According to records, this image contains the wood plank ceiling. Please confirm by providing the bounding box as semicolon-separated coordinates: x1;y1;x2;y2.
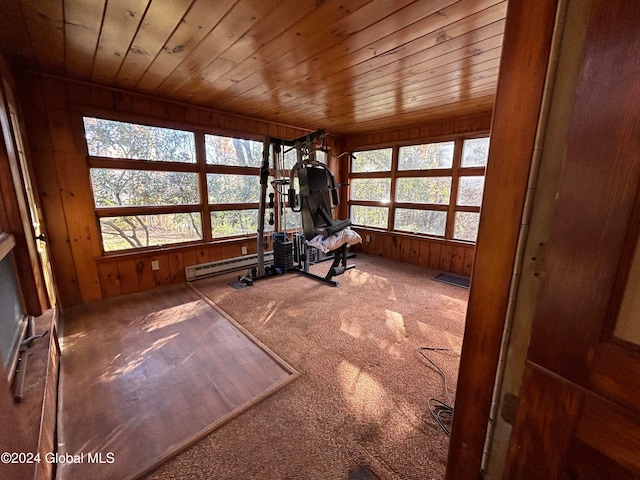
0;0;506;136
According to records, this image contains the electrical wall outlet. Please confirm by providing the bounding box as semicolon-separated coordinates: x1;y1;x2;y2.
366;235;371;242
151;260;160;271
241;246;248;255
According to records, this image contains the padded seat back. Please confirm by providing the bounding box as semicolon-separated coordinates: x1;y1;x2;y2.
298;166;351;240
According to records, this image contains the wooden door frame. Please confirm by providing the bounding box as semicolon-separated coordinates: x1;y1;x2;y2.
445;0;560;478
0;61;48;316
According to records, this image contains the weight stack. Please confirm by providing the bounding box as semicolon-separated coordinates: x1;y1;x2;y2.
274;240;293;272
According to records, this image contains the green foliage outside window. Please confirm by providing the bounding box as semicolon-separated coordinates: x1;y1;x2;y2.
205;134;262;167
398;142;454;170
100;214;202;252
83;117;195;162
90;169;199;207
396;177;451;204
352;148;392;172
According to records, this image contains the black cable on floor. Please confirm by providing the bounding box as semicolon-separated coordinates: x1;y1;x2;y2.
418;347;460;436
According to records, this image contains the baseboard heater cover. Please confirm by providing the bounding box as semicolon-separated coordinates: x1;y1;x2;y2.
185;252;274;281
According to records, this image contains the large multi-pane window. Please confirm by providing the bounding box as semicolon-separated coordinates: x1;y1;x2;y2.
83;117;280;253
349;137;489;242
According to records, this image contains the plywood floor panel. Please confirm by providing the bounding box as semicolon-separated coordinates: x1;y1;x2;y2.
57;283;297;480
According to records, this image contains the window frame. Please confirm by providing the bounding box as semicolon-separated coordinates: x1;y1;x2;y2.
81;112;276;255
348;134;488;243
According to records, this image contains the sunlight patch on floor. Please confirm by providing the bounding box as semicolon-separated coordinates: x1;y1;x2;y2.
142;300;203;332
385;309;406;342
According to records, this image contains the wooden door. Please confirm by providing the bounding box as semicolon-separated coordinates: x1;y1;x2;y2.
504;1;640;478
0;79;57;310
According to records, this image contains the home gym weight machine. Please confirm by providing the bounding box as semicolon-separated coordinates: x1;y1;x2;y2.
240;129;357;287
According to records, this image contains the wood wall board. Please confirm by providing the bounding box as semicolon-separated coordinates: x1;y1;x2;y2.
151;253;171;286
445;0;560;478
64;0;106;79
353;227;474;276
502;364;583;480
40;77;103;304
97;261;121;299
168;252;185;283
428;242;442;270
0;81;46;314
344;113;491;150
16;74;81;306
118;258;140;295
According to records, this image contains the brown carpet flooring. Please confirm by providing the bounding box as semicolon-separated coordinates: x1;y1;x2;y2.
144;253;468;480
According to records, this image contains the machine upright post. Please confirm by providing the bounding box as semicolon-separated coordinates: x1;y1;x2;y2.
256;136;271;277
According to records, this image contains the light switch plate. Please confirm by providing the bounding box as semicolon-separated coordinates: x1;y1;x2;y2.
151;260;160;271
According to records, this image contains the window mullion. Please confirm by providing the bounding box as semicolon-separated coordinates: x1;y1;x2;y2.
388;145;399;231
446;137;463;239
195;130;212;242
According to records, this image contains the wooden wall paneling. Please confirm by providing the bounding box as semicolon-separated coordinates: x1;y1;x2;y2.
451;245;466;275
208;244;223;262
344;113;491;150
398;236;411;263
42;76;102;304
418;240;431;266
116;258;140;296
445;0;559;478
97;261;121;299
502;364;583;480
17;73;81;306
428;242;442;270
168;252;185;283
439;243;454;272
150;254;171;287
181;249;199;268
136;258;155;292
383;235;398;261
463;246;474;277
408;238;421;265
195;247;211;264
